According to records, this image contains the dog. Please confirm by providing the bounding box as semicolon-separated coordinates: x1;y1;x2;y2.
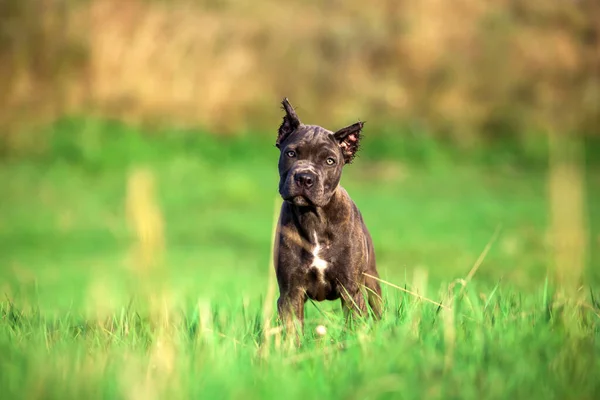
273;98;382;336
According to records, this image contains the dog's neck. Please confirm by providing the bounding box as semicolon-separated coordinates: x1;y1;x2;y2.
288;187;351;243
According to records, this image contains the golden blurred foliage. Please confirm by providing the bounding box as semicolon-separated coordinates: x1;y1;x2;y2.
0;0;597;143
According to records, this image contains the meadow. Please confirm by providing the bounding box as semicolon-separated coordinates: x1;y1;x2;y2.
0;118;599;399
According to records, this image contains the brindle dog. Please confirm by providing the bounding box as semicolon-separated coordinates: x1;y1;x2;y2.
273;98;382;337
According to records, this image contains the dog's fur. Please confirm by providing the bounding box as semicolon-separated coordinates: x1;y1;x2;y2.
273;98;382;336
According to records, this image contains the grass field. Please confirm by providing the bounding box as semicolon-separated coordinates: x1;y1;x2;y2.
1;118;599;399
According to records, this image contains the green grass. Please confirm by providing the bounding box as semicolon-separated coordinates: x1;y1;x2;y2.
1;285;598;399
0;117;599;399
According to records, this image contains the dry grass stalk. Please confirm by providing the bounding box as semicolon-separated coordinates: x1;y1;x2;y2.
124;166;178;395
126;167;165;276
363;273;450;310
125;165;176;365
547;132;588;298
457;225;502;298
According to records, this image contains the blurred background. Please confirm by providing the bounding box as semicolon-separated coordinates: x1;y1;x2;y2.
0;0;598;312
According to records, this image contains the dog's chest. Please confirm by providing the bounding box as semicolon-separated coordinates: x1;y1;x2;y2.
310;232;329;273
303;232;338;301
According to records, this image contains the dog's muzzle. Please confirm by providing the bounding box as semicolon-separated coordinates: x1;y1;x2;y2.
282;169;320;206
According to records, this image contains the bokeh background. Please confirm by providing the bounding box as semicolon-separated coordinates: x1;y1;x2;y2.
0;0;598;312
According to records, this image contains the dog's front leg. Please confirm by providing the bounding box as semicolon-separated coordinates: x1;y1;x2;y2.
277;290;305;345
364;272;383;320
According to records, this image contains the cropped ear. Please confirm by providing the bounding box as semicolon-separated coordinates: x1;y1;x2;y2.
333;121;364;164
276;98;301;148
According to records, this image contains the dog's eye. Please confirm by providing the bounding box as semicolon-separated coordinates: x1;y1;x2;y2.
326;157;336;165
286;150;296;158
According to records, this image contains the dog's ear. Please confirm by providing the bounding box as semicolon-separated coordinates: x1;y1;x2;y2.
333;121;364;164
276;98;301;148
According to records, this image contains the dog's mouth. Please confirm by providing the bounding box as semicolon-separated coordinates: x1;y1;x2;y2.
280;175;325;207
284;195;311;207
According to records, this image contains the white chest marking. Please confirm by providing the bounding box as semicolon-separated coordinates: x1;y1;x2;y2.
311;232;328;274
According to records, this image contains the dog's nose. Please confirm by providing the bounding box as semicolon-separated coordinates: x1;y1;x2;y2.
295;172;315;188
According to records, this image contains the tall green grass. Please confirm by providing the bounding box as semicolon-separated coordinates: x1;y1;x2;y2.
1;283;599;399
0;118;599;399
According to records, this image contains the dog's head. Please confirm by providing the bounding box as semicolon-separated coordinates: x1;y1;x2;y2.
275;98;364;208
